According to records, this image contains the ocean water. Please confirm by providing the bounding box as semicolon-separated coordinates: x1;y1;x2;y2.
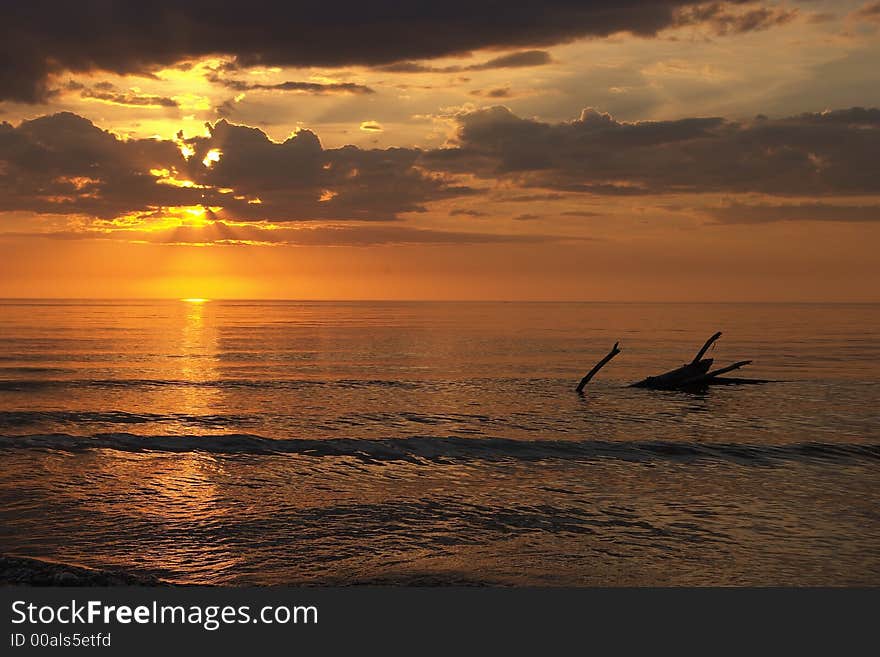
0;300;878;585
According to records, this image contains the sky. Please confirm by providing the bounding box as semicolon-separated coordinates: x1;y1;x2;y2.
1;0;879;300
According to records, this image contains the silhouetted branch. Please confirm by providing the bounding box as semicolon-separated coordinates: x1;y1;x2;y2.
692;331;722;364
705;360;752;378
576;342;621;393
703;376;771;385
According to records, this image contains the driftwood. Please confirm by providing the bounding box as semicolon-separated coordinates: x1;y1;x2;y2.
630;360;712;389
705;360;751;378
692;331;722;364
575;342;621;393
577;332;770;392
702;376;768;385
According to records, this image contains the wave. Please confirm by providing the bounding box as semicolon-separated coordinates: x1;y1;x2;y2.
0;432;877;465
0;378;423;392
0;410;256;428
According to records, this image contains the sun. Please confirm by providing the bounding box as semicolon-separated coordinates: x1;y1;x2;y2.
180;298;210;304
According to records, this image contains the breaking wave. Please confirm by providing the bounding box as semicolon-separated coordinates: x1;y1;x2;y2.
0;432;877;465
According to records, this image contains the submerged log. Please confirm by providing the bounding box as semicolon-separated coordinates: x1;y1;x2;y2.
576;342;621;393
630;358;713;389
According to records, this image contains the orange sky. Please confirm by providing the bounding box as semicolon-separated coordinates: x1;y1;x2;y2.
1;1;879;300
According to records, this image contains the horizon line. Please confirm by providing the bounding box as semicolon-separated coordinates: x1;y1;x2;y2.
0;297;878;304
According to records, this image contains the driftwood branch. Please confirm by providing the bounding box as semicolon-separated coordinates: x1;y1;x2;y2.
576;342;621;393
692;331;722;364
704;376;771;386
705;360;751;378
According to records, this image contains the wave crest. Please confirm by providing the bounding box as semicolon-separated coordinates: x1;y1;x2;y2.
1;432;877;465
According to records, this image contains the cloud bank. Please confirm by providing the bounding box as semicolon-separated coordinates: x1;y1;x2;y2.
2;1;791;103
427;106;880;197
0;112;471;222
3;105;879;236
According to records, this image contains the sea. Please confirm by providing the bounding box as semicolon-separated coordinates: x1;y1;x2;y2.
0;300;878;585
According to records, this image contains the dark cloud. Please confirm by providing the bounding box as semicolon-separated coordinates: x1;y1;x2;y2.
474;51;554;69
513;213;541;221
675;2;798;34
502;192;567;202
80;89;179;108
450;208;489;217
707;201;880;223
0;112;471;222
1;1;778;103
207;74;375;95
181;119;474;221
424;106;880;196
62;80;179;108
0;112;188;218
471;87;513;98
381;50;553;74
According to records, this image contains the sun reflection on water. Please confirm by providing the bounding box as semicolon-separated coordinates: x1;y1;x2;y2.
177;296;219;415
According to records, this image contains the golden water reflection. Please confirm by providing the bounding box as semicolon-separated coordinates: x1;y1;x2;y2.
104;299;240;580
80;450;245;582
177;297;219;415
